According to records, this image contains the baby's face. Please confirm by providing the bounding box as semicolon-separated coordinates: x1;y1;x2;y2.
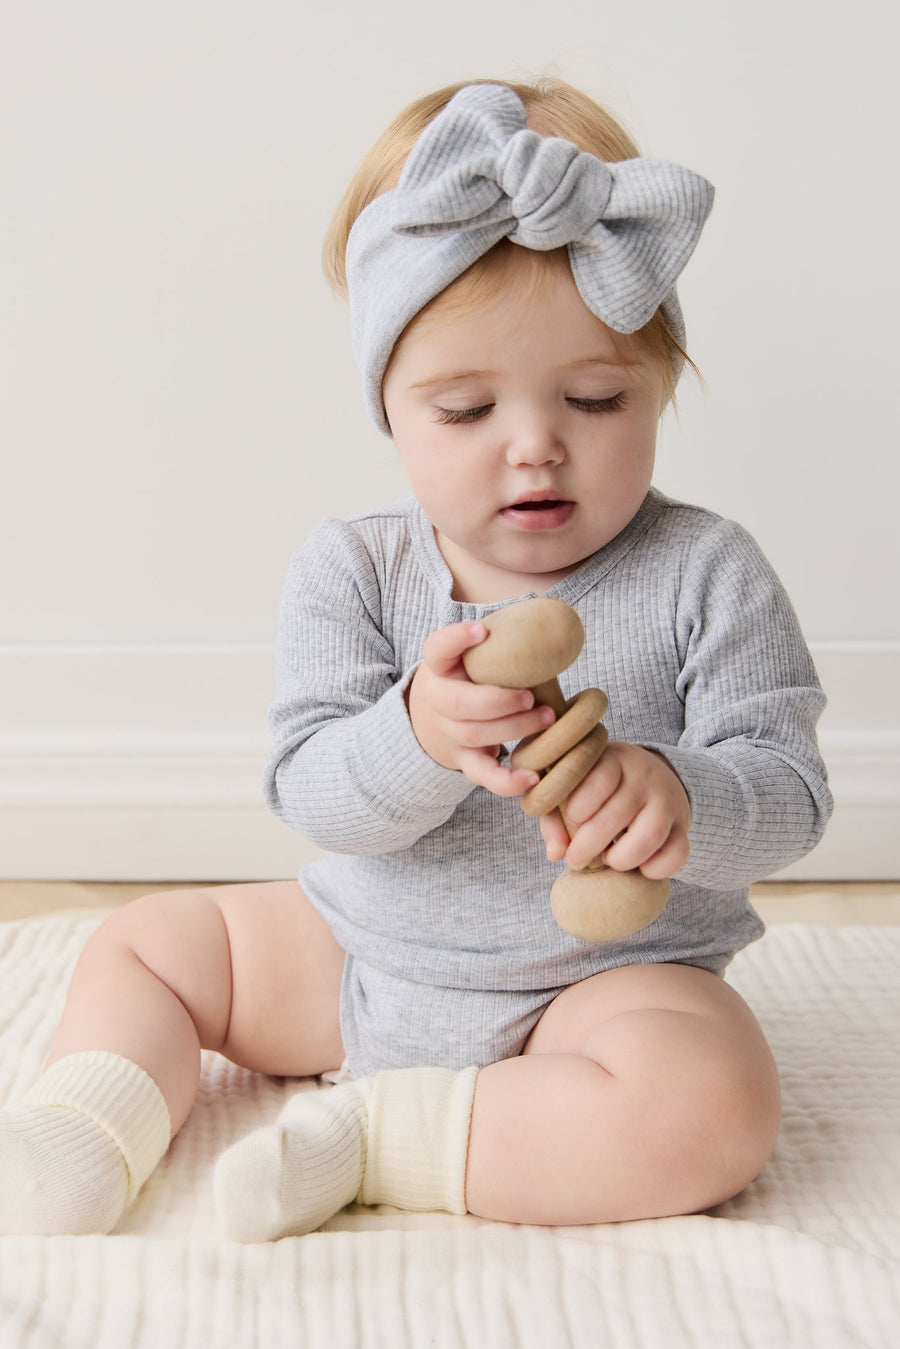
382;264;664;603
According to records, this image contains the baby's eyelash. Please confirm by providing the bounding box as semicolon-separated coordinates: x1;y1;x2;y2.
432;393;626;425
567;393;627;413
433;404;494;425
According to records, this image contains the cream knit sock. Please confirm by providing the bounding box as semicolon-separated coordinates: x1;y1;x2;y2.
0;1051;172;1235
214;1065;478;1242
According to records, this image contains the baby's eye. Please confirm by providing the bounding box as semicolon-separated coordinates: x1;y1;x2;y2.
433;404;494;425
567;393;627;414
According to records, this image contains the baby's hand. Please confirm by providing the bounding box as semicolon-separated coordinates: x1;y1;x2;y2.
540;742;691;879
408;621;555;796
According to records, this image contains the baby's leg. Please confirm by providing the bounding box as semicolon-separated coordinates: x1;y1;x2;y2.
0;881;344;1234
465;963;781;1224
216;962;778;1241
45;880;345;1128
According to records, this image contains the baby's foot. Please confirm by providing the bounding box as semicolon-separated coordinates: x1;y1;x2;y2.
0;1102;129;1235
214;1084;367;1242
0;1051;171;1236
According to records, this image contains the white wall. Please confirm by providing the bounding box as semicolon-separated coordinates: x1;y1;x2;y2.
2;0;898;880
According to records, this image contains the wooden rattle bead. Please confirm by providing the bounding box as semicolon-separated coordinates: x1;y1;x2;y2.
550;868;670;943
461;596;584;690
462;597;670;943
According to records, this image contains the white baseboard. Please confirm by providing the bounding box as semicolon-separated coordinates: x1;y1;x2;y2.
1;642;898;881
1;805;320;882
777;641;900;879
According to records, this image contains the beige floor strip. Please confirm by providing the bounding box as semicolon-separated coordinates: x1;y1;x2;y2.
0;879;898;925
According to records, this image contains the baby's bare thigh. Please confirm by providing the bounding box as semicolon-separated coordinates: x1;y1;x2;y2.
209;880;345;1077
525;962;781;1196
525;961;778;1100
526;962;762;1052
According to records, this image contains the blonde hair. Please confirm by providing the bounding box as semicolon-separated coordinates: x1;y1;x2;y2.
323;77;695;401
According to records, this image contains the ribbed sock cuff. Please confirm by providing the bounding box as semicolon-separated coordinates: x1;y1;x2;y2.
357;1065;478;1215
25;1051;172;1201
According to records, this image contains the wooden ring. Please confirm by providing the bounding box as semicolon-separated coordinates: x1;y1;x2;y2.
510;687;609;773
520;725;609;817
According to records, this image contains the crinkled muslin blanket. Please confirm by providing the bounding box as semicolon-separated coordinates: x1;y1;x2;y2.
0;917;898;1348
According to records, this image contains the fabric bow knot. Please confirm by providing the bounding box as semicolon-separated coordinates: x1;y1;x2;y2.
396;123;613;252
346;83;714;434
497;132;613;247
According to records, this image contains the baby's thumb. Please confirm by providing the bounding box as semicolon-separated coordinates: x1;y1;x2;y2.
421;621;487;679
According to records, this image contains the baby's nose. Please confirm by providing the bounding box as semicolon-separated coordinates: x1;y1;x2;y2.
505;414;566;467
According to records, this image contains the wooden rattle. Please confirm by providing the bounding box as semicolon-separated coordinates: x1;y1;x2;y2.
462;596;670;943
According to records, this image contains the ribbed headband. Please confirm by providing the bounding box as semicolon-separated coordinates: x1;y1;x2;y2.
346;83;715;434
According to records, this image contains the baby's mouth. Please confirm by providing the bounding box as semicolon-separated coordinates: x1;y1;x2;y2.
500;497;575;529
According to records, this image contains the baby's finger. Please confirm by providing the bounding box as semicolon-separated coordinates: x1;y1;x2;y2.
451;703;555;751
539;808;570;861
601;806;674;873
433;677;537;724
458;749;540;798
633;828;691;880
563;752;623;825
421;622;487;678
563;789;643;869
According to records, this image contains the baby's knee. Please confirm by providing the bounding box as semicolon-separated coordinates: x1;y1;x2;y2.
608;1013;782;1214
83;886;220;958
709;1052;782;1201
77;887;234;1047
662;1046;782;1211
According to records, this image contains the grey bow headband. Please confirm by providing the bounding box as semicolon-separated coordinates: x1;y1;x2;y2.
346;83;714;434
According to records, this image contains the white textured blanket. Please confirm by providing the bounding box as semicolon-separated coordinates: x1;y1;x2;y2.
0;918;898;1348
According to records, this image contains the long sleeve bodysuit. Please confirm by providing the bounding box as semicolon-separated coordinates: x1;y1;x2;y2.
265;489;832;1076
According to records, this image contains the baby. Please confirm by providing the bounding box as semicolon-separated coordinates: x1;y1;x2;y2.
0;78;831;1240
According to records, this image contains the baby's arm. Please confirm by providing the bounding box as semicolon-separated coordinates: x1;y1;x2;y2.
585;517;830;891
542;518;831;889
407;620;552;797
660;522;831;888
266;522;479;855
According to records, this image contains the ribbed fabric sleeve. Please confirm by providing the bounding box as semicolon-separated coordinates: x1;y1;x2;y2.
628;514;830;889
266;512;474;854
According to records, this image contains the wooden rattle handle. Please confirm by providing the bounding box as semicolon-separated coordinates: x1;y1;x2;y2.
462;597;669;942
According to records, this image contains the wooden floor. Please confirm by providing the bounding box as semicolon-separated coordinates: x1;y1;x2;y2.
1;879;899;925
